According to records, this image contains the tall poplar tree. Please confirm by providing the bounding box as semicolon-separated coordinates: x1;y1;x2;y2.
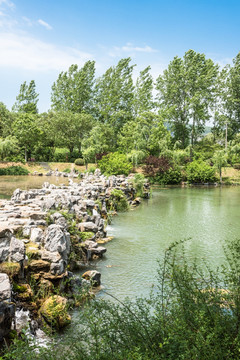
94;58;135;136
12;80;39;114
51;61;95;114
156;50;218;148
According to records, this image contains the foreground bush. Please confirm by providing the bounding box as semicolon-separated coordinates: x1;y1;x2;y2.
98;152;132;176
186;160;217;183
0;166;29;176
4;239;240;359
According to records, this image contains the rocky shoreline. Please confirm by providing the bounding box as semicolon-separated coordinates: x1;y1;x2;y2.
0;170;149;343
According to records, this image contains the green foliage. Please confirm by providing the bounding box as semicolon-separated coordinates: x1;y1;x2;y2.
51;61;95;114
186;160;217;183
108;188;129;212
152;167;182;185
129;173;146;197
62;168;71;173
74;158;85;166
5;239;240;359
0;166;29;176
233;163;240;170
12;80;39;114
0;136;19;161
98;152;132;176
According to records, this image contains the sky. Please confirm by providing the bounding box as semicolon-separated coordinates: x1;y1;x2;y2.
0;0;240;112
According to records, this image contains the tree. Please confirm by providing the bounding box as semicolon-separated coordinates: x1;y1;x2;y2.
212;149;228;183
133;65;154;117
50;111;93;157
0;136;19;160
95;58;135;138
12;113;40;161
12;80;39;114
82;123;115;163
0;102;13;137
51;61;95;114
215;52;240;145
156;50;218;149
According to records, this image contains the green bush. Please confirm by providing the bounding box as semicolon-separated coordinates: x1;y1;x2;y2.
233;163;240;170
108;188;129;212
186;160;217;183
63;168;71;173
74;158;85;166
98;152;132;176
129;173;146;197
0;166;29;176
158;167;182;184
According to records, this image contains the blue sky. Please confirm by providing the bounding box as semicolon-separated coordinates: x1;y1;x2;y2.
0;0;239;112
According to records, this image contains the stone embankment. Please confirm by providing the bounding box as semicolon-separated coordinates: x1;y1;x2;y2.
0;170;149;341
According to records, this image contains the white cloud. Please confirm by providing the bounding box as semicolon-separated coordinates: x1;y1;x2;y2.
109;43;158;57
38;18;52;30
0;0;14;8
0;32;94;71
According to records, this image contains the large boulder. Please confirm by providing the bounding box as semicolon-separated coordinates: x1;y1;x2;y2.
9;237;25;263
78;222;98;233
40;295;71;329
44;225;70;261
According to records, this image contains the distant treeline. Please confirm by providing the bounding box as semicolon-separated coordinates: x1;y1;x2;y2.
0;49;240;164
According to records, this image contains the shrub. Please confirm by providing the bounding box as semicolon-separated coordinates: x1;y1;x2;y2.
0;166;29;176
108;189;129;212
233;163;240;170
186;160;217;183
5;239;240;360
143;155;171;177
74;158;85;166
98;152;132;176
129;173;147;197
155;167;182;185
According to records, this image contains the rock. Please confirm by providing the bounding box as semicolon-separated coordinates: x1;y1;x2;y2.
0;273;11;301
0;227;13;262
30;227;43;243
9;237;25;263
78;222;98;233
28;260;50;273
50;260;65;275
40;295;71;329
41;250;61;263
82;270;101;287
44;225;70;260
90;246;107;257
0;301;15;340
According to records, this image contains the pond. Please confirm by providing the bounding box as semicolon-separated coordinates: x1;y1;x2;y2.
1;177;240;301
92;186;240;300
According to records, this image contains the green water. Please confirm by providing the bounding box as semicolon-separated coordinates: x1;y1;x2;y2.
94;186;240;300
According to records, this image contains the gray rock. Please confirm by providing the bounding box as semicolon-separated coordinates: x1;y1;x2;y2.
50;260;65;275
41;250;61;263
0;228;12;262
78;222;98;233
44;225;70;260
30;227;43;243
0;273;11;301
9;237;25;262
